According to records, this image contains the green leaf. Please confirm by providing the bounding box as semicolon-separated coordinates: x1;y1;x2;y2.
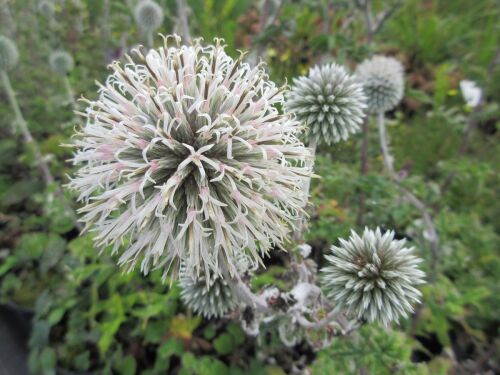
29;320;51;349
97;295;125;355
227;323;245;346
158;338;184;359
47;307;66;325
0;256;18;277
74;351;91;371
39;347;56;375
203;324;216;340
213;333;234;355
114;355;137;375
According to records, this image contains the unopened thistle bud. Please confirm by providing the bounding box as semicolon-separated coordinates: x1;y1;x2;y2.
38;0;55;19
0;35;19;72
286;63;366;145
322;227;425;326
356;56;404;114
49;50;74;75
134;0;164;31
179;254;249;318
69;35;311;280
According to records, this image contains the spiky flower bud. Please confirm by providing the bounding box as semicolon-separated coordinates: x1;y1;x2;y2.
134;0;164;31
285;63;366;145
69;35;311;280
322;227;425;326
49;50;74;75
356;56;404;114
0;35;19;72
38;0;55;19
179;254;248;318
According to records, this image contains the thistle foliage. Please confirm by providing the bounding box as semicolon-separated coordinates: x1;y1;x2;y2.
69;35;311;280
322;227;425;326
49;51;74;75
134;0;164;31
285;63;366;145
0;35;19;72
356;56;404;114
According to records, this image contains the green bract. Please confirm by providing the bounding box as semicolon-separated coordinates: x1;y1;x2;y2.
286;63;367;145
322;227;425;326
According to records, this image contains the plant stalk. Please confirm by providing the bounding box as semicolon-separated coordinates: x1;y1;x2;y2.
175;0;191;44
376;111;438;279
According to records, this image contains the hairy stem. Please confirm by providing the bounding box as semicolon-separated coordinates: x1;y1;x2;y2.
293;139;317;243
63;75;75;105
218;252;268;311
247;0;285;66
146;29;154;49
376;112;438;279
175;0;191;44
357;117;370;225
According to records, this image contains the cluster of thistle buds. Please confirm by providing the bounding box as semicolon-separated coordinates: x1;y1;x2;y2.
69;34;425;346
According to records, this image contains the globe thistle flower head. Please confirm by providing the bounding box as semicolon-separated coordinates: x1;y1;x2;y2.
69;35;311;281
322;227;425;326
49;50;74;75
356;56;404;114
179;254;249;318
0;35;19;72
134;0;164;31
285;63;367;145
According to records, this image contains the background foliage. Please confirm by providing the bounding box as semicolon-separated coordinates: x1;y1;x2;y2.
0;0;499;374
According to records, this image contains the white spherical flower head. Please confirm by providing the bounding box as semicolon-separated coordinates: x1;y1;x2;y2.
285;63;366;145
322;227;425;326
134;0;164;31
0;35;19;72
69;35;311;280
356;56;404;114
49;51;74;75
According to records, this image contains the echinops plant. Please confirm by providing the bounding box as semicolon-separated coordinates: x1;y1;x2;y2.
322;227;425;326
286;63;366;145
356;56;404;114
68;34;425;351
69;35;311;282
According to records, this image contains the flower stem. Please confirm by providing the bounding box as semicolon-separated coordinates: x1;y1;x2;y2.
376;111;438;280
146;30;153;49
63;75;75;106
175;0;191;44
293;139;317;243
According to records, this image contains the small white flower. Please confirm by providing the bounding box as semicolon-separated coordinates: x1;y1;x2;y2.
69;35;311;280
459;80;482;108
322;227;425;326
